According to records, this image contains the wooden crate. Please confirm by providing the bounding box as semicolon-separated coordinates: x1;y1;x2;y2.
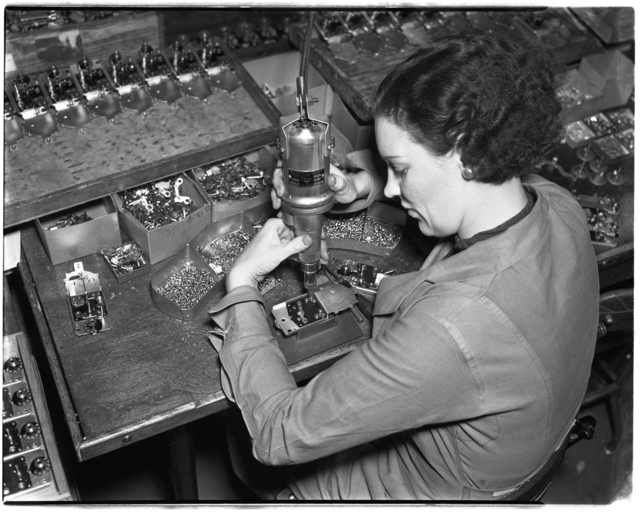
5;11;164;81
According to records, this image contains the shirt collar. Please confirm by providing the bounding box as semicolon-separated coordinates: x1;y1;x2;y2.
374;184;550;316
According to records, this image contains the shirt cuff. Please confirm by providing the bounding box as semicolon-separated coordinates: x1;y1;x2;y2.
208;285;264;331
330;149;387;214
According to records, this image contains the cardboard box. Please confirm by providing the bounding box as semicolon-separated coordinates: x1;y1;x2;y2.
113;173;212;265
150;244;221;322
326;202;407;257
579;50;634;112
561;68;604;124
36;197;121;265
241;51;333;118
189;146;276;223
331;94;376;152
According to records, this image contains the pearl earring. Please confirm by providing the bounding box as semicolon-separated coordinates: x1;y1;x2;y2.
461;167;475;180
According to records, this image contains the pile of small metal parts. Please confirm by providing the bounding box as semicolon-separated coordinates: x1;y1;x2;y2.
156;262;217;310
5;9;129;33
323;211;366;240
196;157;269;203
197;228;252;276
102;242;148;277
258;274;278;294
323;211;402;248
44;212;92;231
315;9;587;62
218;16;293;49
119;177;199;230
362;218;403;248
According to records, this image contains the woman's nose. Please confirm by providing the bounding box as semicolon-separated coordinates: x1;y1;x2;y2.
383;169;400;199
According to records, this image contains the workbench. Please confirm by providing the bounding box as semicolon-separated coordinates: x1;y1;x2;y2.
18;222;426;499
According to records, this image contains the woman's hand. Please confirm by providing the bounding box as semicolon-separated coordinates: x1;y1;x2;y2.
270;162;372;210
226;218;328;291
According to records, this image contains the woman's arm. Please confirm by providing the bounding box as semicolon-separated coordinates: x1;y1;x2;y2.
211;225;482;465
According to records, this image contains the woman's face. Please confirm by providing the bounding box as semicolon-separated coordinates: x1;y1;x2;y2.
375;117;468;238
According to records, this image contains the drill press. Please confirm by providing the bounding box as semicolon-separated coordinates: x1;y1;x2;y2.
276;12;335;292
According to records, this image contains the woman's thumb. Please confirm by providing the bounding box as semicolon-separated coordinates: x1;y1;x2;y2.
328;174;346;193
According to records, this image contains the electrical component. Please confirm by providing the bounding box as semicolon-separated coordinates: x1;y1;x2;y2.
105;50;153;115
4;91;25;148
272;282;358;337
8;73;58;141
63;262;112;337
191;31;240;93
101;242;149;282
276;12;335;292
165;39;213;102
70;56;123;121
39;65;91;130
3;332;69;500
138;43;182;104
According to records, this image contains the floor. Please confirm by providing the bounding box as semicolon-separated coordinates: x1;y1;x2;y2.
71;341;633;504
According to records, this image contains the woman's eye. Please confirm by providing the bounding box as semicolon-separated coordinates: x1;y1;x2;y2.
393;168;407;179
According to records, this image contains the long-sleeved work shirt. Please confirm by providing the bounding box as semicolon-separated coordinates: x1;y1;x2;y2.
208;174;599;500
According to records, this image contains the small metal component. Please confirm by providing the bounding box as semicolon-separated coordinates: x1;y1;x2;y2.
12;389;32;406
9;73;58;140
40;65;91;130
70;57;123;121
137;43;182;104
21;422;41;440
607;168;626;186
30;457;51;476
4;357;24;373
101;242;149;278
583;113;615;137
576;143;595;162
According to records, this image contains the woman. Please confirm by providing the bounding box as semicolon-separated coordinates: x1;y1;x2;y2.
209;33;599;500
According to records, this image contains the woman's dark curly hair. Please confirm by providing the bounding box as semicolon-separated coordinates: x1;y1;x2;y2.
374;32;565;184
